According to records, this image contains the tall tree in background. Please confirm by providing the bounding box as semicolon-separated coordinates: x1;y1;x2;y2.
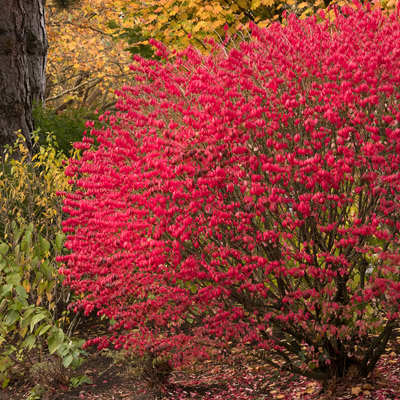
0;0;77;155
45;0;132;112
36;0;400;114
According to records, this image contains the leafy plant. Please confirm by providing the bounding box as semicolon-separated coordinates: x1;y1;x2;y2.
46;1;132;111
112;0;399;56
69;374;93;388
0;223;86;389
0;131;71;244
33;106;89;156
61;3;400;383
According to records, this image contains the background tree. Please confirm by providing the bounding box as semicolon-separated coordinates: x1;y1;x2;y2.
115;0;399;55
43;0;399;114
0;0;47;154
0;0;80;156
45;0;133;113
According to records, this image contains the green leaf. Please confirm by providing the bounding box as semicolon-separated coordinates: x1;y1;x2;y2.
57;344;70;357
69;375;93;388
22;335;36;350
6;273;20;286
21;231;32;252
20;327;28;339
0;298;8;310
15;296;29;309
21;308;36;329
35;323;52;337
62;354;73;368
48;331;65;354
0;284;13;296
38;280;47;293
11;222;23;246
55;233;66;253
31;256;40;269
0;243;8;255
2;378;10;389
13;244;20;258
38;235;50;257
16;285;27;298
40;261;53;280
107;19;119;29
5;310;19;326
30;313;47;332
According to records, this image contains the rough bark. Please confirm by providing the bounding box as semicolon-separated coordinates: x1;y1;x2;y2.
0;0;47;155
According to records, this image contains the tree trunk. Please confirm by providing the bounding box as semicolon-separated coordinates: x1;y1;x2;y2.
0;0;47;155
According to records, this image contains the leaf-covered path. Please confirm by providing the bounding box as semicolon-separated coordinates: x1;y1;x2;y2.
2;327;400;400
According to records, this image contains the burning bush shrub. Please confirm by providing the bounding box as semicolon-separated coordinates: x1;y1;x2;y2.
61;3;400;381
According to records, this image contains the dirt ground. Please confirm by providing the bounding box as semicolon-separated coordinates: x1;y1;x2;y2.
1;318;400;400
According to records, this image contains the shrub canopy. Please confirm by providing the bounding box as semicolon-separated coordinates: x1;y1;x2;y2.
61;3;400;380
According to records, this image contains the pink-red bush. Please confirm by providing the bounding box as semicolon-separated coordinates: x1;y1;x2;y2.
60;4;400;381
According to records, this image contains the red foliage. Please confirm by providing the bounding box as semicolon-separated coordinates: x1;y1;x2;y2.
60;3;400;381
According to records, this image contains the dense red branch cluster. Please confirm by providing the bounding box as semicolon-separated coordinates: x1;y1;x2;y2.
60;3;400;380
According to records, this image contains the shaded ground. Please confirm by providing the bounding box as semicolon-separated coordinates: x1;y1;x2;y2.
1;318;400;400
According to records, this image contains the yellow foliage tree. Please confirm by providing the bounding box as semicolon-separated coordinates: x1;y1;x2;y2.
45;0;133;110
116;0;399;53
45;0;398;110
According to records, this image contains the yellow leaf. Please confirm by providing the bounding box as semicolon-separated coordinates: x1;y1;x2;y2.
147;13;158;23
170;5;179;16
193;21;209;33
258;20;270;28
297;2;309;8
261;0;275;6
23;279;31;293
251;0;261;10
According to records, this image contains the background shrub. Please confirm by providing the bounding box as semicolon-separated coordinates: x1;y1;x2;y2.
61;4;400;382
0;133;85;390
33;106;95;156
0;223;85;389
0;132;70;243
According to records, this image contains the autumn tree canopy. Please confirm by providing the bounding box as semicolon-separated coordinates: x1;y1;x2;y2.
45;0;399;112
45;0;132;112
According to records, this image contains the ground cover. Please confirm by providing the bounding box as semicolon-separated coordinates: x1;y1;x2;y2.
2;317;399;400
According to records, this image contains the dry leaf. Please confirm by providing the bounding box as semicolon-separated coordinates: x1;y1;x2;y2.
362;383;374;390
351;386;362;396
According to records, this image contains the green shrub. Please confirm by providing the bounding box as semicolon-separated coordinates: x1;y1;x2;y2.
0;132;71;244
0;133;85;394
33;106;91;155
0;223;86;390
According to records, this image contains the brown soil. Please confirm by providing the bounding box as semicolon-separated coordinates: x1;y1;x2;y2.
1;318;400;400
